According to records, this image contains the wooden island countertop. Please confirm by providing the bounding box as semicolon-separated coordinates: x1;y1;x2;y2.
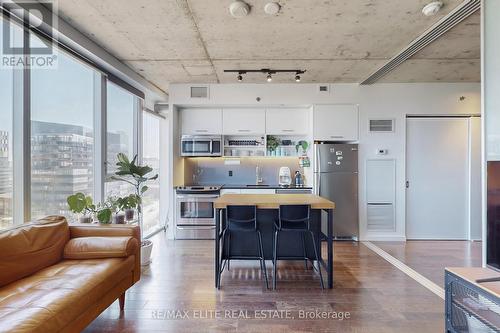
214;193;335;210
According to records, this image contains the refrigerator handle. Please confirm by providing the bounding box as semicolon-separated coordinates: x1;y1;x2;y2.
315;173;321;196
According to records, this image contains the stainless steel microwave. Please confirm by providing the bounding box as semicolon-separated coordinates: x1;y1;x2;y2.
180;135;222;157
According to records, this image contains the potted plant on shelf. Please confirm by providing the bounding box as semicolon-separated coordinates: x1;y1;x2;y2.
108;196;126;224
110;153;158;265
95;201;113;224
267;135;280;156
67;192;95;223
117;194;139;221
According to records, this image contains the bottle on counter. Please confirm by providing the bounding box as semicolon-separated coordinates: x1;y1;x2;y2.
295;170;303;187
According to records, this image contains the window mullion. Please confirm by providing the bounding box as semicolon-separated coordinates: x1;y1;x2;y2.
93;74;106;204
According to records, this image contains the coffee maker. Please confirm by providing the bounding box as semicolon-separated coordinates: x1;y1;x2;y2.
278;167;292;187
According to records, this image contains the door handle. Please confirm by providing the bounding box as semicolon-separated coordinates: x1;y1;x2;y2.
406;181;410;189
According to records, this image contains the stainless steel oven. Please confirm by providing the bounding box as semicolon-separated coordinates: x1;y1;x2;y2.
175;186;220;239
181;135;222;157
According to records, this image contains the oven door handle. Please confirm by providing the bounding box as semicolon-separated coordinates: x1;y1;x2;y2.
176;226;216;230
176;195;220;199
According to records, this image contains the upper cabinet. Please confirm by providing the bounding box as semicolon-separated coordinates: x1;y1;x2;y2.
313;104;359;141
265;108;309;135
181;108;222;135
223;108;266;135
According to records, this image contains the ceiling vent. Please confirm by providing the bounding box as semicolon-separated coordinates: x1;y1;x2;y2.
369;119;395;133
361;0;480;85
190;86;209;99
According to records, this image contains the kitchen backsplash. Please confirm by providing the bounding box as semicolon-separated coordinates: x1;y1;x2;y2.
184;157;307;186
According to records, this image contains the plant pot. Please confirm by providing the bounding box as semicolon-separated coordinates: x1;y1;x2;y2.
79;216;92;224
125;209;135;221
113;214;125;224
141;240;153;266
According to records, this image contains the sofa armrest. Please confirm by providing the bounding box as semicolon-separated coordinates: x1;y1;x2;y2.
69;224;141;283
63;236;138;259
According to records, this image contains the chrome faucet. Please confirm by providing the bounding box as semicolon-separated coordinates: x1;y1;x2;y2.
256;166;263;185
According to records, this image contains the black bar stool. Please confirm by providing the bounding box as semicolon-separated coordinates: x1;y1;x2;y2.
273;204;324;290
218;205;269;289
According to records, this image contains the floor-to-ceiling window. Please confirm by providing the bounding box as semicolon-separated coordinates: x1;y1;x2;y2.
0;16;15;229
0;8;161;231
30;37;96;219
142;111;162;236
105;82;137;198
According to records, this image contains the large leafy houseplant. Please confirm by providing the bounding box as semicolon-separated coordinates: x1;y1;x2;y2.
110;153;158;243
67;192;95;223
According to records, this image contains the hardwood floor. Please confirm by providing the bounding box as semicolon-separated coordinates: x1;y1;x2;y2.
373;240;482;288
85;233;448;332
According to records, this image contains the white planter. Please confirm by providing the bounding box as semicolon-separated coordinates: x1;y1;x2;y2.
141;240;153;266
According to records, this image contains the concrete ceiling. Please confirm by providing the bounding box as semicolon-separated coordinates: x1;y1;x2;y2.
52;0;480;93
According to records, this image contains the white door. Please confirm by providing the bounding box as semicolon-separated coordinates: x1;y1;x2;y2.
406;118;469;239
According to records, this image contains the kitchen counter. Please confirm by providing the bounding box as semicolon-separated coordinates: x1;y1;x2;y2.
221;184;313;189
214;193;334;209
214;194;335;289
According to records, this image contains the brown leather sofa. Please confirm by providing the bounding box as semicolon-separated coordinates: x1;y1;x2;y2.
0;216;141;333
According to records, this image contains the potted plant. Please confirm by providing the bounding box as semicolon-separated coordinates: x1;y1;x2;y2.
267;135;280;155
117;194;138;221
110;153;158;265
96;201;112;224
108;196;126;224
67;192;95;223
295;140;309;156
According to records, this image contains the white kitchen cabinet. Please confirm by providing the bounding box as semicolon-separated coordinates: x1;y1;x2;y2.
181;108;222;135
313;104;359;141
223;108;266;135
265;108;309;135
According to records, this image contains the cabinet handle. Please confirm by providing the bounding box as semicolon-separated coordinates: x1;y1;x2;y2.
282;129;294;132
237;129;251;132
195;129;208;133
330;135;344;138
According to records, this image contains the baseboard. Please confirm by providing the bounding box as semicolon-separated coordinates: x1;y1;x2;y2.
360;235;407;242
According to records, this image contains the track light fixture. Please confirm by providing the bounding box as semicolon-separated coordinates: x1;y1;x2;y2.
224;68;306;82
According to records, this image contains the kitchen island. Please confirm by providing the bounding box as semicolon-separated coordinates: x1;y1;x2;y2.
214;194;335;289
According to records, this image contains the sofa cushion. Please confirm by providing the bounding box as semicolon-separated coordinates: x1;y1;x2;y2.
0;256;134;333
63;236;139;259
0;216;70;287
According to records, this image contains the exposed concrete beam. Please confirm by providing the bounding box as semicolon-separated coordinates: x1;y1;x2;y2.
177;0;219;83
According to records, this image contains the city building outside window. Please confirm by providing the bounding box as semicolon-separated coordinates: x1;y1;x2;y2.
30;40;95;220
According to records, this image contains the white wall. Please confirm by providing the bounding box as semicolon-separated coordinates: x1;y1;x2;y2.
168;83;480;241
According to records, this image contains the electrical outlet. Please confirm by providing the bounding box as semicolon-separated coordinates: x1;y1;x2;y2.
229;170;233;177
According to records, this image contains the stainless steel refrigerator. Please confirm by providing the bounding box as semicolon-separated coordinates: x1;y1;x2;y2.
314;143;358;240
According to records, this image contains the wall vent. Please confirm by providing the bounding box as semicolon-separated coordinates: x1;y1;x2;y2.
190;86;209;98
317;84;330;93
367;203;395;231
361;0;480;84
369;119;395;133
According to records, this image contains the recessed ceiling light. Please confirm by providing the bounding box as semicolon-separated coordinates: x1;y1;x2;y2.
264;2;281;15
266;73;273;82
229;1;250;18
237;74;243;82
295;74;301;82
422;1;443;16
